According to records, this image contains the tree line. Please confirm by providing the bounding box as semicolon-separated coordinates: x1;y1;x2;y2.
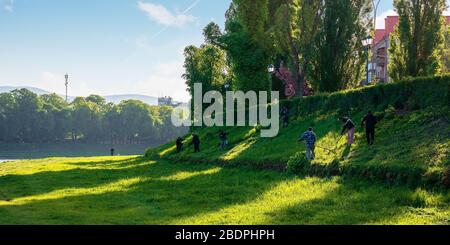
0;89;188;144
183;0;450;100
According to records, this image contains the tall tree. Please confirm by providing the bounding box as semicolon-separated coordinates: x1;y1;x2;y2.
268;0;323;96
389;0;446;81
40;94;70;142
0;93;15;142
309;0;371;92
183;44;228;96
442;25;450;73
10;89;42;142
203;1;272;93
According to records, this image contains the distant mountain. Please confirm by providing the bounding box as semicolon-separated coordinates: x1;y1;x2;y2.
0;86;159;105
0;86;50;95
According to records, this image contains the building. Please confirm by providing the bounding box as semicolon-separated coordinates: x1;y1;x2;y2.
158;96;182;107
158;96;173;106
371;16;450;83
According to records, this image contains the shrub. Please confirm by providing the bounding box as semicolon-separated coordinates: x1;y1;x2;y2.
384;105;396;120
287;152;310;175
287;75;450;118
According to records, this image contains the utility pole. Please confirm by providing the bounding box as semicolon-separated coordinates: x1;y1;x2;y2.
65;73;69;102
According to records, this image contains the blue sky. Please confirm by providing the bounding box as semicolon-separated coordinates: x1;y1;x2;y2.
0;0;231;101
0;0;435;101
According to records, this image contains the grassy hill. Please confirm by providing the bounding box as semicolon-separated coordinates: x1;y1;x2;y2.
147;76;450;189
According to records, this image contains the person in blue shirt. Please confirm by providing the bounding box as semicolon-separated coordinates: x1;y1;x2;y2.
298;127;317;161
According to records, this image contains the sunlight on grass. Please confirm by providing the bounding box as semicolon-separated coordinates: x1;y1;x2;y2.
0;156;140;176
172;177;340;224
158;167;221;181
159;145;177;158
220;139;256;161
0;177;147;206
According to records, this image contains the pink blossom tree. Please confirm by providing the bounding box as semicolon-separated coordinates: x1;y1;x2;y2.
273;62;313;99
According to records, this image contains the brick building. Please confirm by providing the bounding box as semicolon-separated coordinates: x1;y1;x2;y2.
371;16;450;83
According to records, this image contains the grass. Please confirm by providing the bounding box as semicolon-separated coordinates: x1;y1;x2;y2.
0;156;449;224
148;106;450;187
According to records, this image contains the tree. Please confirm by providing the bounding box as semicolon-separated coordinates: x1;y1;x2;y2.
309;0;371;92
269;0;324;96
202;1;272;93
0;89;186;145
10;89;42;142
86;95;106;107
389;0;446;81
70;97;102;142
103;102;121;144
221;19;272;92
0;93;15;142
40;94;70;142
118;100;155;144
441;25;450;73
183;44;228;96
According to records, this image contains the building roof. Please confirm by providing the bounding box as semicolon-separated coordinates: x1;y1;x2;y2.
374;15;450;46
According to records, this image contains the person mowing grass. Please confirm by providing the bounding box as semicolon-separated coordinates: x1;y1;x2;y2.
298;127;317;161
192;134;201;153
219;130;229;150
361;111;378;145
281;105;290;128
176;137;184;153
339;116;356;145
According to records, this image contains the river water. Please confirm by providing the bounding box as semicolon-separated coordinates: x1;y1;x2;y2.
0;143;153;160
0;159;17;163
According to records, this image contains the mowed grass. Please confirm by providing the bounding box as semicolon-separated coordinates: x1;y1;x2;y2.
0;156;448;224
151;106;449;185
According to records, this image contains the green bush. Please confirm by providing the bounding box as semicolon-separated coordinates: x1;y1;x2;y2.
383;105;396;120
287;152;310;175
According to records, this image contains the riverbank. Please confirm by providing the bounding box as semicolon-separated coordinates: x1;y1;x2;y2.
0;143;154;160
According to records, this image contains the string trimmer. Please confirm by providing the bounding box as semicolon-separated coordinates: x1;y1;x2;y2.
315;135;344;156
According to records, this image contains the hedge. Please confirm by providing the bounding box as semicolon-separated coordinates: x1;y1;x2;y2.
281;75;450;117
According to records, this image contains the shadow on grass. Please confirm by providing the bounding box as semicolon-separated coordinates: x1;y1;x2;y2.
0;158;284;224
0;157;212;200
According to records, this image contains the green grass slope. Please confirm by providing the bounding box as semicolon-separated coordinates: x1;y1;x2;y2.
0;156;448;224
147;76;450;188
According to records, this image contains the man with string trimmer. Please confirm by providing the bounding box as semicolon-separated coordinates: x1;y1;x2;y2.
298;127;317;161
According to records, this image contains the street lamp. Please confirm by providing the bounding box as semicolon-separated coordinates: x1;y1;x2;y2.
64;73;69;102
362;36;373;84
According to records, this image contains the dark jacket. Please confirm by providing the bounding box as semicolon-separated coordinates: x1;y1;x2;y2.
341;118;355;135
176;138;183;147
219;132;228;141
192;135;200;145
361;114;378;129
